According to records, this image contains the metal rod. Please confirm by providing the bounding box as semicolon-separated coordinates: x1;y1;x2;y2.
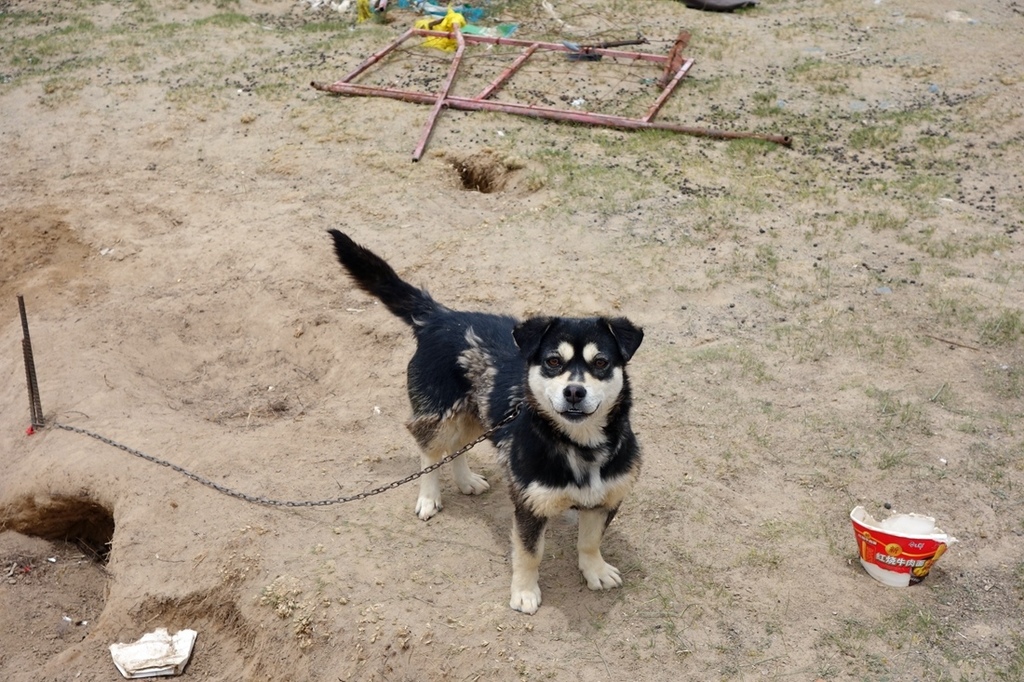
338;27;415;84
643;57;694;123
659;30;691;89
18;295;44;429
583;37;649;50
475;42;538;101
312;80;793;146
412;25;466;162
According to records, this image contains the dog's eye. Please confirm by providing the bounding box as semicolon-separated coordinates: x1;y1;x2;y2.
544;356;563;369
592;357;609;370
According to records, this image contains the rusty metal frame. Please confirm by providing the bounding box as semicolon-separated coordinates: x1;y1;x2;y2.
311;26;791;160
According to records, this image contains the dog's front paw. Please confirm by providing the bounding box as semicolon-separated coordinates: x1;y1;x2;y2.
456;471;490;496
580;557;623;591
415;495;442;520
509;585;542;615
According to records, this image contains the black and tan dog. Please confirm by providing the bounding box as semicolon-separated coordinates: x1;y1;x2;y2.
329;230;643;614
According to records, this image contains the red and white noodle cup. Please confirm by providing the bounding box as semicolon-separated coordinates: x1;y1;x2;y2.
850;506;956;587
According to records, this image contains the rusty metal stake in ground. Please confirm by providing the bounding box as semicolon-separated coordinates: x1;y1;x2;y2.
18;295;44;430
311;26;792;160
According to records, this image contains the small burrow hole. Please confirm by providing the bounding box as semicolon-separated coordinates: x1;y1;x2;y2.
1;494;115;564
451;150;521;194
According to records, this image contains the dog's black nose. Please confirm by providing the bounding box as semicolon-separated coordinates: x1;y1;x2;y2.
563;384;587;405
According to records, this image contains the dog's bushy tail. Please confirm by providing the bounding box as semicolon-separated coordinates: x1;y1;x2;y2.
328;230;439;326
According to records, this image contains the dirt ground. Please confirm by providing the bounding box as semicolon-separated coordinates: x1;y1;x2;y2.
2;0;1023;679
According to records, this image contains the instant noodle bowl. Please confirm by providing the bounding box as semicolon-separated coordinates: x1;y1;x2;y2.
850;506;956;587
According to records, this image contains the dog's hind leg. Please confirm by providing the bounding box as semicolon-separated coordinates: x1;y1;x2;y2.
408;413;446;520
449;413;490;496
414;451;444;521
408;411;489;520
577;507;623;590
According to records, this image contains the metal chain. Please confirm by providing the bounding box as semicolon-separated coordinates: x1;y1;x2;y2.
51;402;521;508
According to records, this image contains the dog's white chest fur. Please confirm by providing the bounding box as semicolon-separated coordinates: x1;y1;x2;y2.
521;459;636;518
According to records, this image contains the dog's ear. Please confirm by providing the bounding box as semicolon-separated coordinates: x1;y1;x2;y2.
604;317;644;362
513;317;554;360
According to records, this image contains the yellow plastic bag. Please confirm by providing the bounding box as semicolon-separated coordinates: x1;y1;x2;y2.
415;6;467;52
357;0;387;23
357;0;372;22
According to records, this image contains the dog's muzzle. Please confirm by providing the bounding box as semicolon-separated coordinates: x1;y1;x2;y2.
561;384;593;421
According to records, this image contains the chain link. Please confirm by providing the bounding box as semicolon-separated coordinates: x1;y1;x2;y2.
51;402;521;508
